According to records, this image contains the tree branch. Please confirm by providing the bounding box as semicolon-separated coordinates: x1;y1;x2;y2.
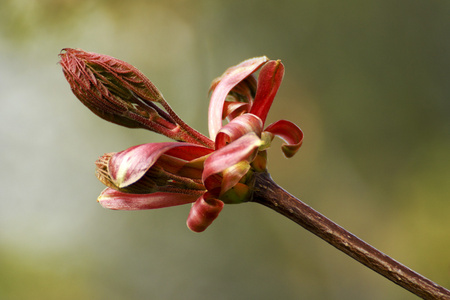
251;172;450;300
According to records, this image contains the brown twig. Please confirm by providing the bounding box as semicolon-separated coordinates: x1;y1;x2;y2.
251;172;450;300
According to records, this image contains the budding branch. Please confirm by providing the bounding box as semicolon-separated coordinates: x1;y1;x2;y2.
251;172;450;300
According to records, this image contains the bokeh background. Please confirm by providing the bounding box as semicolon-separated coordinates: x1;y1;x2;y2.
0;1;449;299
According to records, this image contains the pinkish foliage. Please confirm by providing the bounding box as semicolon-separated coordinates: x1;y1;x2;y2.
60;49;303;232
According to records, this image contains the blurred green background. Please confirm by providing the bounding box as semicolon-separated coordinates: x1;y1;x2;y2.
0;0;449;299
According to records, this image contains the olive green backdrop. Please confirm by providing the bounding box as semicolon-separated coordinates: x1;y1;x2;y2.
0;1;449;299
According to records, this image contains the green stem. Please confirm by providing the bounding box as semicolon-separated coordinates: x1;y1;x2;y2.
251;172;450;300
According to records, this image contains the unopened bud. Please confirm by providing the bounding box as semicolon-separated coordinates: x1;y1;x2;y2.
59;48;179;134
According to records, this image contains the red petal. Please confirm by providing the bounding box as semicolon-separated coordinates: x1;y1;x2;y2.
215;113;263;149
186;193;224;232
249;60;285;125
208;57;268;139
203;133;262;191
97;188;198;210
264;120;303;158
109;142;212;188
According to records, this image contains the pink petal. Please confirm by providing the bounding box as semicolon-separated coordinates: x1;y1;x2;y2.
186;193;224;232
98;188;198;210
208;57;268;139
109;142;212;188
249;60;285;125
203;133;262;191
264;120;304;158
215;113;263;150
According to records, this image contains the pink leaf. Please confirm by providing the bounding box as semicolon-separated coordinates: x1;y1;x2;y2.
215;114;263;150
220;161;251;195
186;193;224;232
203;133;262;191
264;119;304;158
109;142;212;188
222;101;251;120
249;60;285;125
98;188;198;210
208;57;268;139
